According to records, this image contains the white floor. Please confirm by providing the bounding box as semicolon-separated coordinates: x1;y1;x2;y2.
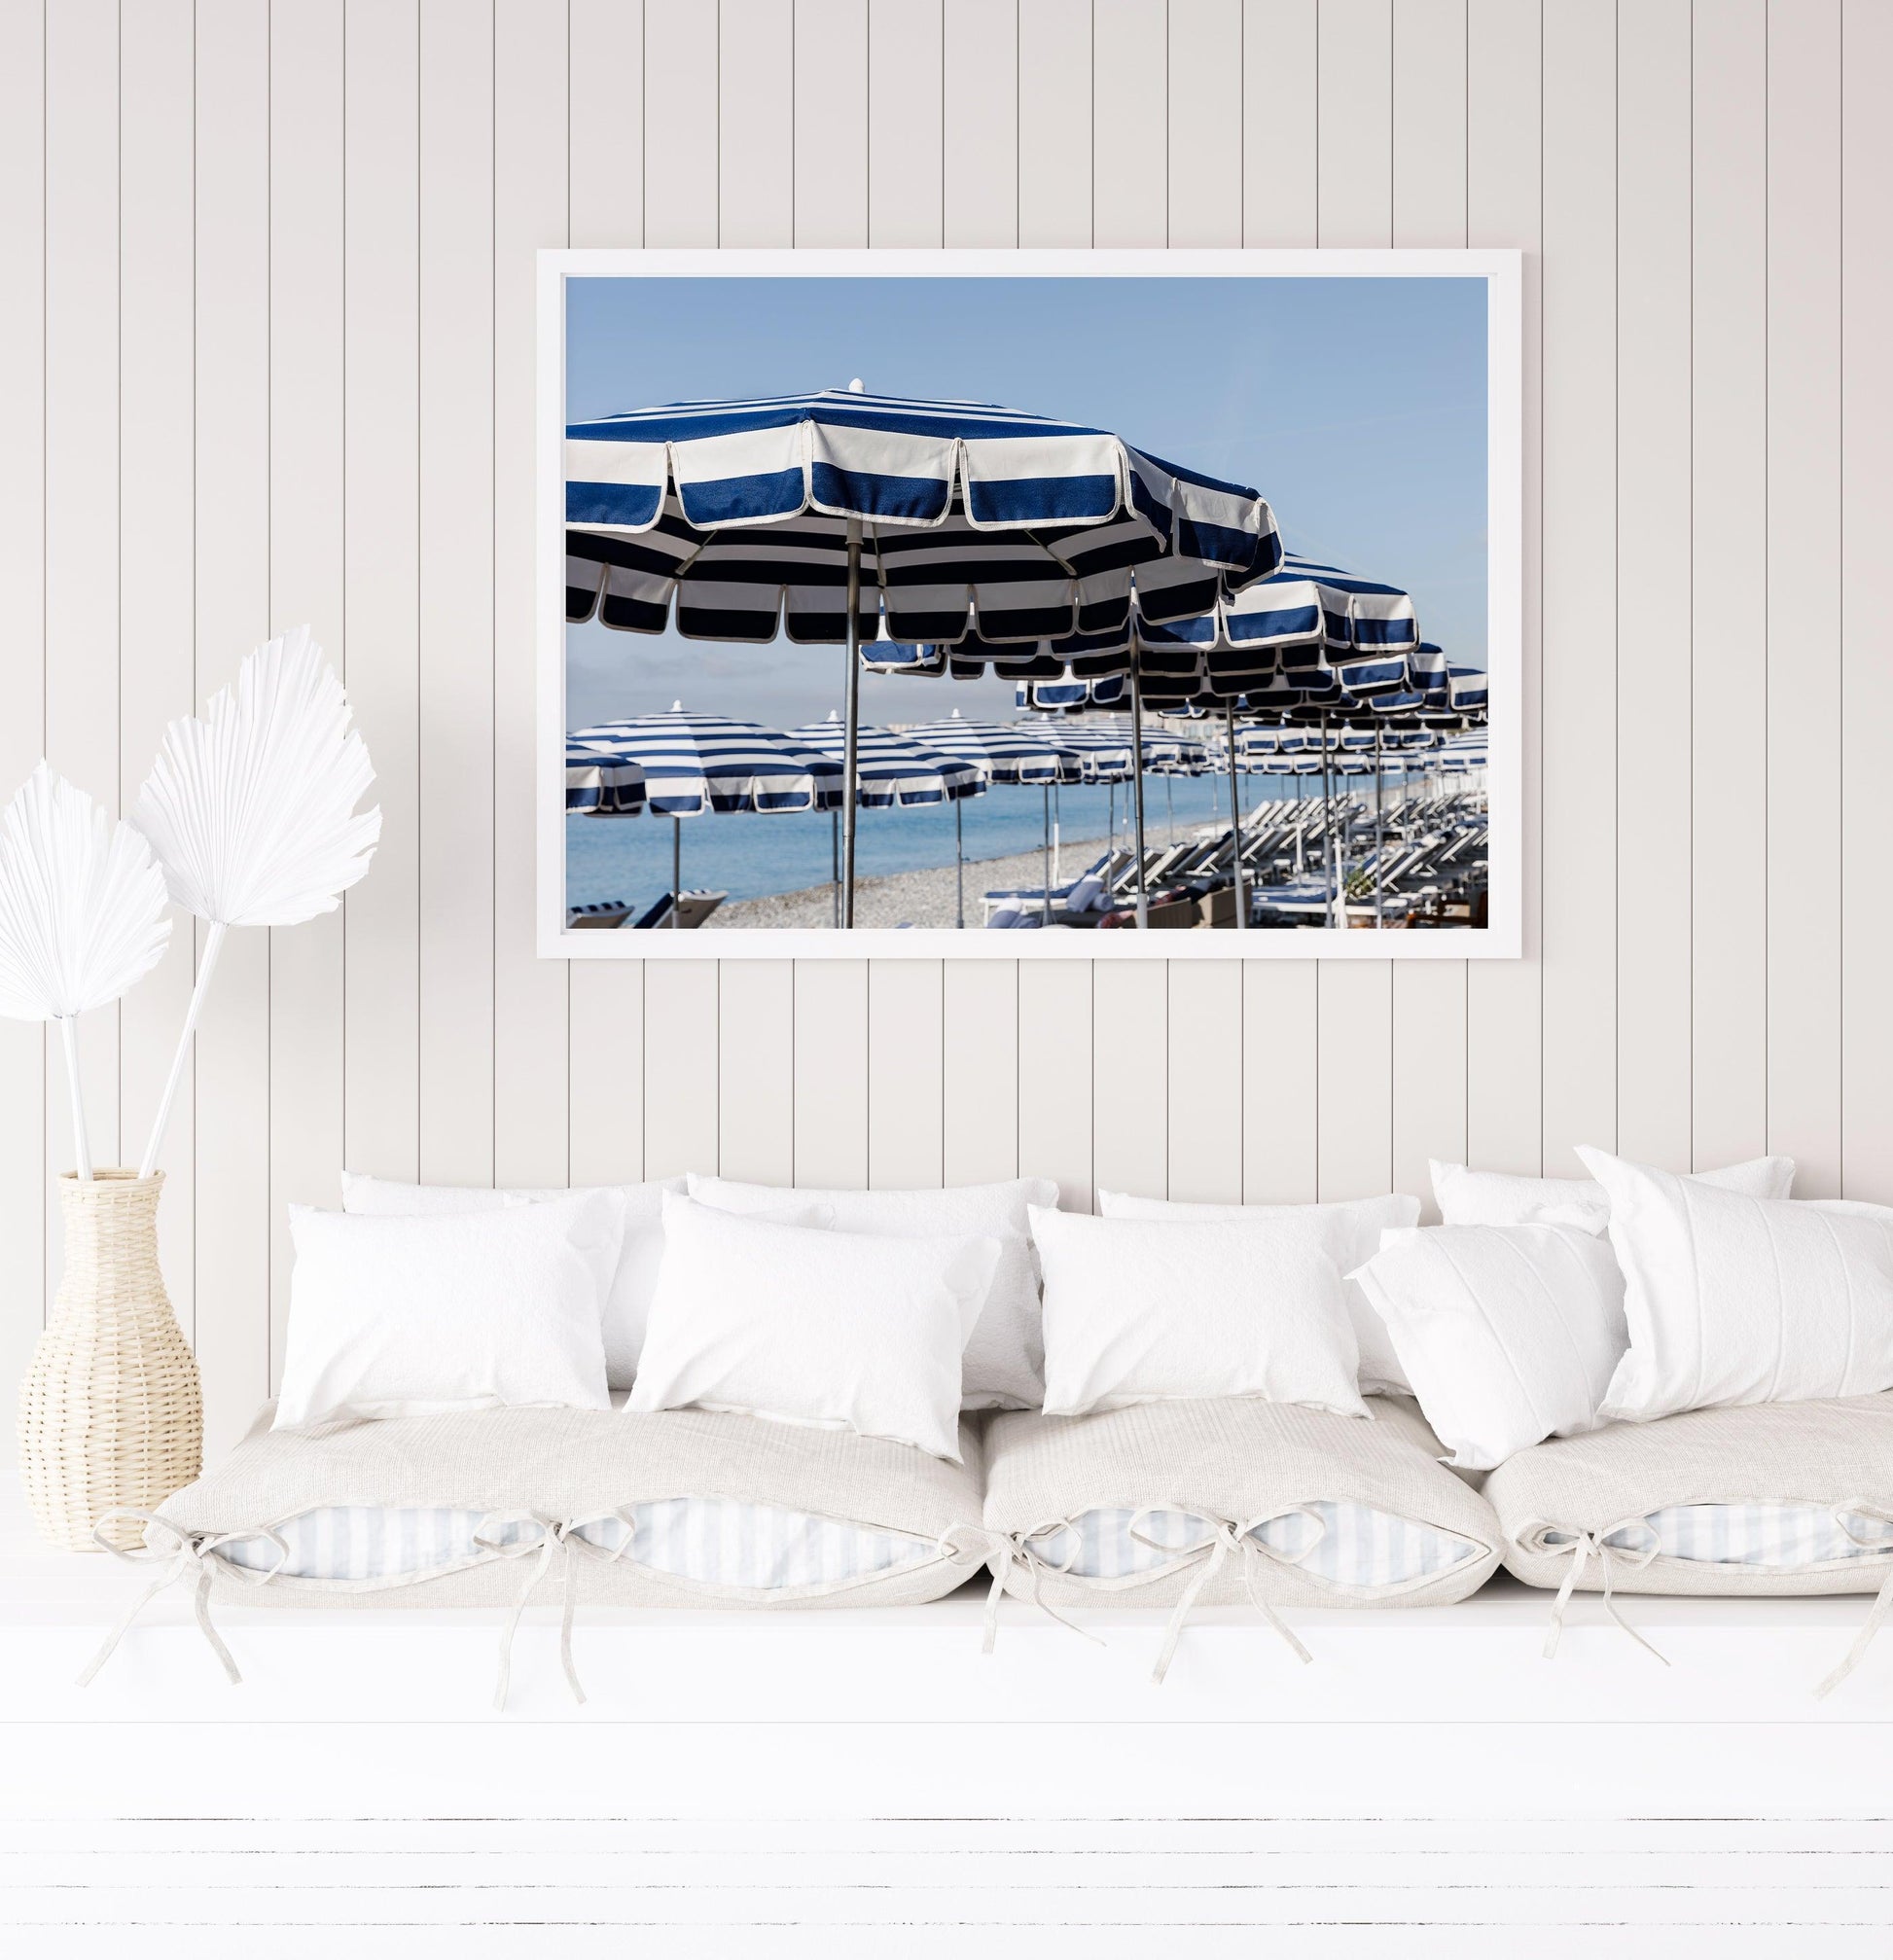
4;1501;1891;1956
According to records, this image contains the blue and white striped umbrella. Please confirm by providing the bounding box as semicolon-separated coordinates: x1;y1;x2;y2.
565;387;1280;648
565;738;646;816
903;714;1086;786
569;706;844;815
789;714;982;808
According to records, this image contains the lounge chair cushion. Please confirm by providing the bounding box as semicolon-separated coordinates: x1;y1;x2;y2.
159;1400;988;1609
982;1395;1500;1612
1485;1393;1893;1597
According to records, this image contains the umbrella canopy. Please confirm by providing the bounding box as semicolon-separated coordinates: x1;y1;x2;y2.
789;714;982;808
904;714;1086;785
568;706;843;815
565;739;646;816
564;388;1280;647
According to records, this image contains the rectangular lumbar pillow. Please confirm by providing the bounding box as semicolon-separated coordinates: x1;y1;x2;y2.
1097;1188;1421;1395
1576;1147;1893;1423
629;1193;1000;1460
340;1170;686;1390
274;1189;625;1429
1351;1223;1627;1471
1030;1205;1367;1420
1430;1153;1794;1231
687;1172;1056;1409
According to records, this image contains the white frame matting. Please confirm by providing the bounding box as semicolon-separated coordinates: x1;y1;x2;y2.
537;248;1523;961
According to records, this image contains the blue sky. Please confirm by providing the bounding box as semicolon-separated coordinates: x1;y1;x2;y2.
564;273;1487;731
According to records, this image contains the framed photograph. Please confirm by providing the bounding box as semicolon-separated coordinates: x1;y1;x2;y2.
538;248;1520;959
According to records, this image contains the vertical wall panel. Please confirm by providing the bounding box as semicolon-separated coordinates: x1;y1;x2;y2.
0;0;47;1372
943;962;1018;1186
794;960;869;1187
1168;963;1243;1203
1167;0;1241;248
1613;0;1692;1171
719;962;796;1184
869;0;943;245
1092;962;1167;1202
1019;960;1092;1210
118;0;197;1332
493;0;571;1191
1839;0;1893;1201
342;0;423;1188
943;0;1016;245
416;0;496;1190
1018;0;1089;246
44;0;121;1239
1539;0;1617;1177
1093;0;1165;246
1390;0;1470;1208
1765;0;1842;1194
1313;0;1395;1201
796;0;869;246
567;0;646;1186
194;0;273;1449
1464;0;1543;1175
645;961;721;1178
1691;0;1768;1172
1242;0;1316;244
643;1;718;247
268;0;346;1378
869;961;946;1188
721;0;795;247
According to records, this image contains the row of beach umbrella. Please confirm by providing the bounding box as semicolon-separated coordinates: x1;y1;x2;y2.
562;377;1485;930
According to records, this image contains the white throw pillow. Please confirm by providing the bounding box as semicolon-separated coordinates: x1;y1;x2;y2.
1430;1154;1794;1231
274;1190;625;1430
1096;1188;1422;1395
628;1194;1001;1460
1352;1224;1627;1471
1576;1147;1893;1423
339;1170;687;1390
1030;1205;1368;1420
686;1173;1057;1409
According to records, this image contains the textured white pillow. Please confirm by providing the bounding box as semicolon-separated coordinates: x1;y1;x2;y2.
1096;1188;1422;1395
1576;1147;1893;1423
629;1194;1000;1460
275;1190;625;1430
1352;1224;1627;1471
339;1170;686;1390
686;1173;1057;1410
1430;1154;1794;1231
1030;1205;1368;1420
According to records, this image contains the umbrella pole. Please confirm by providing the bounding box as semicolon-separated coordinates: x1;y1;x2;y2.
1053;782;1062;887
1128;654;1151;930
1374;722;1385;930
1321;713;1338;930
840;518;864;928
955;797;965;930
671;814;681;929
1042;784;1054;926
831;807;839;929
1165;772;1175;848
1225;699;1247;934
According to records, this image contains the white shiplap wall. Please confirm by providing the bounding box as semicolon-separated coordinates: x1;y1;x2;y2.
2;0;1889;1454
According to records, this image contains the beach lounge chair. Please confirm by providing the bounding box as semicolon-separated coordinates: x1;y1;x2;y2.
566;900;633;930
631;889;729;930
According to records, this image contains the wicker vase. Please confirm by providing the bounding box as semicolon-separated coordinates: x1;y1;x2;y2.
18;1169;203;1551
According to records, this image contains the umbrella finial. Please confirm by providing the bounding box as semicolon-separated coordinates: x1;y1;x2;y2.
671;700;684;712
847;377;865;393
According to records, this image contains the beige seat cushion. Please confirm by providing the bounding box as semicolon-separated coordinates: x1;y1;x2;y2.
1485;1393;1893;1596
981;1395;1500;1610
159;1401;987;1609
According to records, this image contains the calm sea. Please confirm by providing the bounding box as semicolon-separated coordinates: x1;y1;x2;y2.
566;774;1324;913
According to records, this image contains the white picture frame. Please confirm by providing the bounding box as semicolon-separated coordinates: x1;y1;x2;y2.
538;247;1522;960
